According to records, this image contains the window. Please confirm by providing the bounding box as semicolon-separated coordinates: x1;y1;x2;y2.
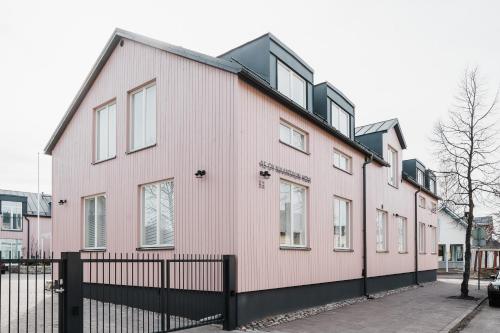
419;196;426;208
450;244;463;261
1;201;22;231
333;149;352;173
387;146;398;186
130;83;156;151
333;197;351;249
429;178;436;193
430;227;437;254
376;210;388;252
397;216;407;253
280;180;307;247
277;61;306;108
84;195;106;249
418;222;426;253
95;102;116;161
431;202;437;213
417;169;424;186
0;239;22;259
141;180;174;247
438;244;445;261
280;122;307;152
331;102;350;137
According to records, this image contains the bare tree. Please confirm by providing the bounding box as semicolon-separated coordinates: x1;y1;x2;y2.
432;67;500;298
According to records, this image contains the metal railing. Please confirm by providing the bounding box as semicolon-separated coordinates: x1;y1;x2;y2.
0;252;61;333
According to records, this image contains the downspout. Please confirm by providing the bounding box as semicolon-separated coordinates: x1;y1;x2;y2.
414;187;421;285
362;154;373;296
23;216;30;258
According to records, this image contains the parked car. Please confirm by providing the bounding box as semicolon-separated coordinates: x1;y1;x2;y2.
488;271;500;306
0;262;6;275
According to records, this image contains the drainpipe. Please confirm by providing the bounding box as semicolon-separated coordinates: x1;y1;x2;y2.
24;216;30;258
414;187;421;285
362;154;373;296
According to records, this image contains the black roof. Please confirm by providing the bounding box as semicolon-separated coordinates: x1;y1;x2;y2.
355;118;407;149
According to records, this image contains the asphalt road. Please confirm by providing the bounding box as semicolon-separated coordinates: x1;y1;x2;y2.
461;301;500;332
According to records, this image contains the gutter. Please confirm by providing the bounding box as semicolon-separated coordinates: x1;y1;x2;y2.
362;154;373;296
24;216;30;258
414;187;421;285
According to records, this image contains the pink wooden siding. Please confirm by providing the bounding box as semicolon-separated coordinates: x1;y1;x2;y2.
52;40;237;258
51;38;437;294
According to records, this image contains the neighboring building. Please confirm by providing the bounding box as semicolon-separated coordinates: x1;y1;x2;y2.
0;189;52;258
44;29;439;325
438;206;467;272
472;216;496;269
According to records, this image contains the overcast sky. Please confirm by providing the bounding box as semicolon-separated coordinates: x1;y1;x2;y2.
1;0;500;212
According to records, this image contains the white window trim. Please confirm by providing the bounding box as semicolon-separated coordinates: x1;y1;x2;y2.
279;120;308;153
331;101;350;138
333;196;351;250
387;146;398;187
277;60;307;108
140;179;175;248
83;194;106;250
129;82;157;152
419;196;426;208
397;216;408;253
1;201;23;231
417;169;425;186
430;226;437;254
279;180;308;248
333;149;352;174
419;222;426;254
95;101;116;162
376;210;388;252
0;239;23;259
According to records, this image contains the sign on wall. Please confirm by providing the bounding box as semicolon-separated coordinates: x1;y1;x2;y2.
259;161;311;183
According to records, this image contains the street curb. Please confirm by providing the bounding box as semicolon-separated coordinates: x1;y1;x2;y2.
440;296;488;333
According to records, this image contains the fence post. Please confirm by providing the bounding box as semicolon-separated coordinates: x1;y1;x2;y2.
222;255;237;331
60;252;83;333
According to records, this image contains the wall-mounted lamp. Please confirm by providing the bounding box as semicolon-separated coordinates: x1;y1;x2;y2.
195;170;206;178
58;199;67;205
259;170;271;179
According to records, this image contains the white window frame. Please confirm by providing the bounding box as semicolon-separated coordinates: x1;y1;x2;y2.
419;196;426;208
397;216;407;253
279;180;308;248
140;180;175;248
277;60;307;108
1;201;23;231
333;149;352;174
419;222;426;254
279;121;307;152
387;146;398;187
430;226;437;254
331;102;350;138
429;178;436;193
417;169;425;186
376;210;388;252
95;102;116;162
333;196;351;250
129;82;157;151
83;194;106;250
0;239;22;259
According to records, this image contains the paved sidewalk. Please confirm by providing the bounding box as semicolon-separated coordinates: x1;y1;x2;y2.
194;278;488;333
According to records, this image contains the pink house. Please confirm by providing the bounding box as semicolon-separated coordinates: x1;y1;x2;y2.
44;29;439;325
0;189;52;259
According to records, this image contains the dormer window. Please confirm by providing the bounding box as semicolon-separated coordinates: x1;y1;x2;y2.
277;60;306;108
429;178;436;193
417;169;425;186
331;102;350;138
387;146;398;187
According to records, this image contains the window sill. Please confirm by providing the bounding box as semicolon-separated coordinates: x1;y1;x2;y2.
92;156;117;165
376;250;389;253
1;228;23;232
136;246;174;251
334;248;354;252
126;143;157;155
279;140;310;155
80;248;106;252
388;183;398;189
280;246;311;251
419;252;427;255
398;251;408;254
332;165;352;175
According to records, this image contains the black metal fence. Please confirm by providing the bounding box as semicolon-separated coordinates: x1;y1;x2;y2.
0;252;61;332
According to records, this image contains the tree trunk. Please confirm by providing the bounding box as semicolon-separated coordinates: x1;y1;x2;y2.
461;196;474;297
